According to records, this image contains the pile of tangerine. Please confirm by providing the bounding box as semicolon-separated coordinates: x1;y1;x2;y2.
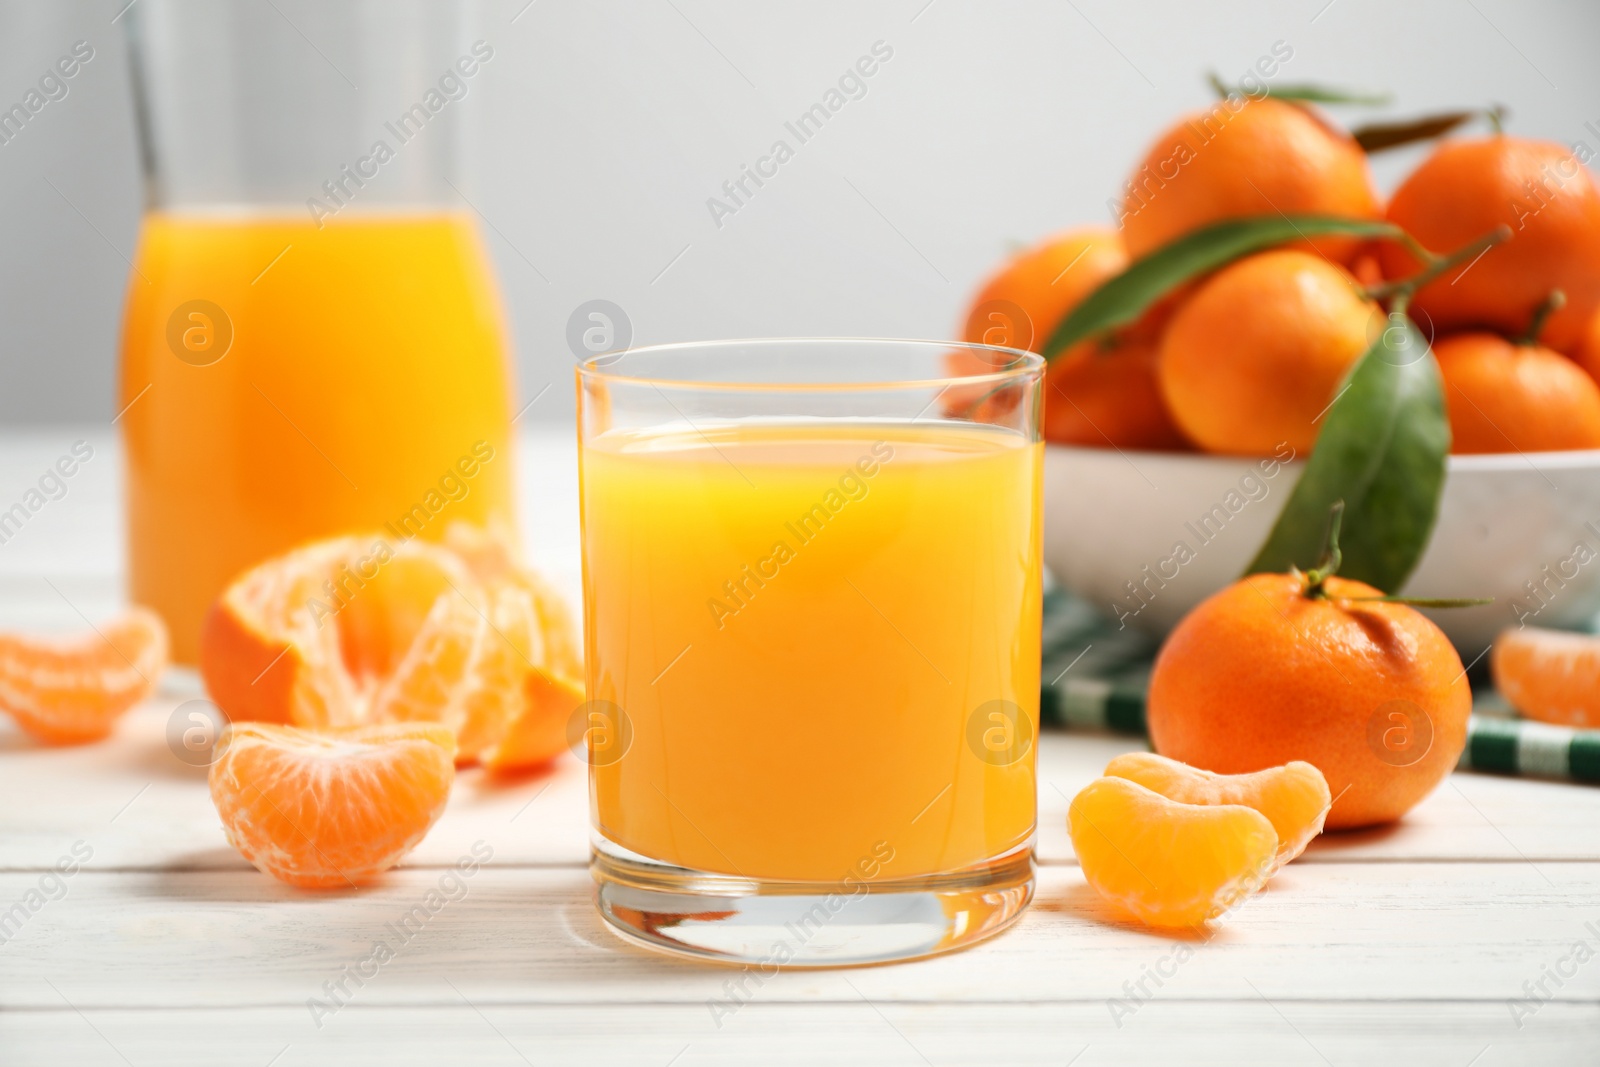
965;95;1600;458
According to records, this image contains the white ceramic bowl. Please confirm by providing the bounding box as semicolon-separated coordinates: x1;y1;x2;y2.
1043;444;1600;655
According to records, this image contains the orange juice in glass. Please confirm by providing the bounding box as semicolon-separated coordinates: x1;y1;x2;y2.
120;2;515;661
577;339;1043;966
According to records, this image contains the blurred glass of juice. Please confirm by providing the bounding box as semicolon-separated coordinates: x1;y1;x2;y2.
119;1;515;661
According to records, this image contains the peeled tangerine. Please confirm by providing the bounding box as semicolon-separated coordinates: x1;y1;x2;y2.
1492;627;1600;728
1069;756;1331;928
210;722;456;888
200;524;582;770
0;608;167;744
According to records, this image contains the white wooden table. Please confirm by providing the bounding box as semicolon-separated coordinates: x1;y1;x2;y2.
2;429;1598;1065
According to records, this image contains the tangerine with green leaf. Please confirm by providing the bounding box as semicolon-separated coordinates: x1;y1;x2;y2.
962;228;1127;351
1379;136;1600;353
959;228;1188;448
1147;510;1472;830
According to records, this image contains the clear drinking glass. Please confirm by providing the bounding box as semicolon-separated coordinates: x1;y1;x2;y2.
576;339;1044;966
119;0;515;662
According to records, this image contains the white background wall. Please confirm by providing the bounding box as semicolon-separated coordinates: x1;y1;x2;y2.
1;0;1598;424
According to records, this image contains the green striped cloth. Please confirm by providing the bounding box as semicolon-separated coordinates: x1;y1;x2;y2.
1039;588;1600;785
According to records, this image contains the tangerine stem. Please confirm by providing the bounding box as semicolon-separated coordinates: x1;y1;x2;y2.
1361;225;1512;305
1303;500;1346;598
1516;289;1566;346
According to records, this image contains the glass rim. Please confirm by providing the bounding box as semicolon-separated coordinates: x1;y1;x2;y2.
574;337;1044;392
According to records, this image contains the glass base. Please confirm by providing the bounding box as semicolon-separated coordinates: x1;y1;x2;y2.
591;837;1035;968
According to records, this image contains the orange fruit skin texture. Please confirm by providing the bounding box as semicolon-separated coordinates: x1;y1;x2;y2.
1575;308;1600;385
1103;752;1330;873
1068;776;1278;929
1493;627;1600;728
1147;574;1471;830
209;722;456;888
963;228;1127;351
959;228;1189;449
1120;97;1381;264
1434;332;1600;454
200;526;582;770
1158;249;1381;457
1042;339;1192;451
0;608;167;744
1380;137;1600;354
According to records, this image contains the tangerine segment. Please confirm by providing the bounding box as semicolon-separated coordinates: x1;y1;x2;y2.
0;608;168;744
1069;776;1278;929
1492;627;1600;728
364;587;534;763
445;523;583;679
1103;752;1330;872
210;722;456;888
483;667;585;773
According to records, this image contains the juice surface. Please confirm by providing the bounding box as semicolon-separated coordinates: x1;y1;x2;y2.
119;212;516;662
581;419;1042;882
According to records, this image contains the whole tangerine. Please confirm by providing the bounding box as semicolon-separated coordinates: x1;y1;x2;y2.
1379;136;1600;353
1572;306;1600;385
1119;96;1381;263
1157;249;1381;456
1042;338;1190;450
1147;572;1471;830
1434;330;1600;454
962;228;1128;353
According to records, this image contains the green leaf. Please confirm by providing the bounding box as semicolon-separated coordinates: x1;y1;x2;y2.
1352;110;1481;152
1206;75;1391;106
1262;84;1392;106
1245;315;1450;593
1042;216;1406;358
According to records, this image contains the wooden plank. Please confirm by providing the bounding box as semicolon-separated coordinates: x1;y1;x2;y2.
6;705;1600;871
3;864;1598;1010
2;1001;1595;1067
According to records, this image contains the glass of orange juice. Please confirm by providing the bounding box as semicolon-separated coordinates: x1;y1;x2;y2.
119;1;516;662
577;339;1044;966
